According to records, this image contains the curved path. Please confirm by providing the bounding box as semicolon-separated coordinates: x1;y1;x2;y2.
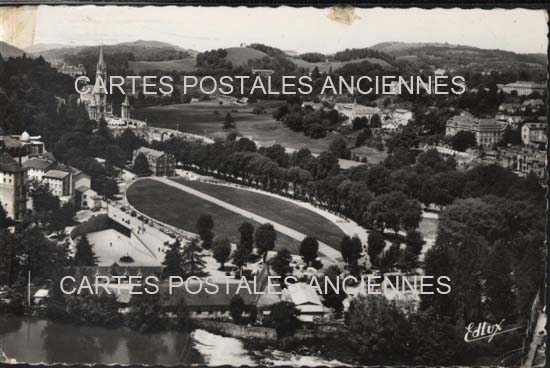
144;177;343;260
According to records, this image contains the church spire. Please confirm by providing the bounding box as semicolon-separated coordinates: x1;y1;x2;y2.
97;45;106;73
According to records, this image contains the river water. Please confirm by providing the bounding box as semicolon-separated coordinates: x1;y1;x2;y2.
0;315;347;366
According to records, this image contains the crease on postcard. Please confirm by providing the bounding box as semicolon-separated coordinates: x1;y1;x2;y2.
0;6;36;50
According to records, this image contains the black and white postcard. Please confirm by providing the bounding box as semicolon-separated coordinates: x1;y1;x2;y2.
0;4;546;367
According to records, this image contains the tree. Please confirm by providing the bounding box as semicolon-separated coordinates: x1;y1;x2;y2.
367;232;386;265
161;239;184;279
234;222;254;268
405;230;424;256
181;237;207;279
346;295;411;364
340;235;362;269
49;202;76;235
320;265;346;316
127;286;168;333
271;248;292;282
173;297;192;332
196;214;214;249
133;152;151;176
450;131;477;152
299;236;319;266
212;236;231;270
0;204;13;229
329;136;350;159
269;301;301;338
73;235;98;266
229;294;245;324
254;223;276;260
483;244;516;320
223;113;235;129
380;242;401;272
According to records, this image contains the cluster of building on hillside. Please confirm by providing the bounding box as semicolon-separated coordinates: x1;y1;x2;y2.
497;81;546;96
0;131;101;221
442;94;546;178
334;100;413;131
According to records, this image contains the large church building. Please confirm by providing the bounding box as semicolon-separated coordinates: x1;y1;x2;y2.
79;47;131;122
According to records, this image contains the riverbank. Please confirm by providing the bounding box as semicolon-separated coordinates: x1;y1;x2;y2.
192;319;358;365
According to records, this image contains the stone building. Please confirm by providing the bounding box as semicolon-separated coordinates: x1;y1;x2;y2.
132;147;175;177
446;111;505;148
0;152;27;220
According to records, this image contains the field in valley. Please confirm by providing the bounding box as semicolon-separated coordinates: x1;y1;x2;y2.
127;179;313;253
133;101;336;153
173;178;346;249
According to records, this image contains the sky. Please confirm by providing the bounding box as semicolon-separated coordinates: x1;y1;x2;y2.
17;6;550;54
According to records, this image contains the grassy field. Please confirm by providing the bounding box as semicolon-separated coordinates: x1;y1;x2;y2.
133;101;336;153
225;47;269;66
173;179;346;249
127;179;304;252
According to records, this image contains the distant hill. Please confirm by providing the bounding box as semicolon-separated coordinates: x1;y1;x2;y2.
24;43;70;54
30;40;195;62
224;47;269;67
0;41;25;59
370;41;547;72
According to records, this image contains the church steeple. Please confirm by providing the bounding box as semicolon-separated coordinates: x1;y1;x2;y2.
97;45;106;74
121;95;131;119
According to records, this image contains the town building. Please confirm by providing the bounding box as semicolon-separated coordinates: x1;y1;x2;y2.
521;121;546;147
381;108;413;130
0;152;27;221
498;81;546;96
515;148;546;179
23;157;55;182
445;111;505;148
52;62;86;77
0;132;46;163
75;186;101;210
335;100;380;125
43;170;71;197
132;147;175;177
282;283;325;322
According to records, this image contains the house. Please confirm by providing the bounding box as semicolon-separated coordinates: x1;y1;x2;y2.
132;147;175;177
498;81;546;96
0;152;27;220
515;147;546;179
445;111;505;148
23;158;55;182
282;282;325;322
75;186;101;210
43;169;71;197
521;121;546;147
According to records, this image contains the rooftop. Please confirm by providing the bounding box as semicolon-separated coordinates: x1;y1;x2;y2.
22;158;54;170
44;169;70;180
0;152;24;173
136;146;166;159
